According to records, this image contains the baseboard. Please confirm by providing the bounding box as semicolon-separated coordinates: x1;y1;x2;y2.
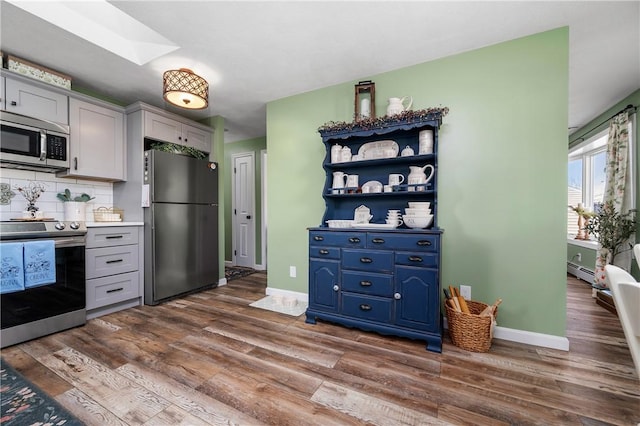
254;264;266;271
218;278;227;287
442;318;570;351
265;287;308;303
225;260;233;267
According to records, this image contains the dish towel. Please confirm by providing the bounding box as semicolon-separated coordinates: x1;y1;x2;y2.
0;242;25;294
23;240;56;288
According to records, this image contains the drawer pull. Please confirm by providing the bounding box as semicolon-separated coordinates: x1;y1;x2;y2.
106;259;124;264
106;235;124;240
106;287;124;294
360;257;373;264
417;240;432;247
359;304;372;311
409;256;423;263
319;249;330;255
371;238;385;244
333;285;339;291
394;293;402;300
313;235;324;241
360;280;372;287
348;237;361;244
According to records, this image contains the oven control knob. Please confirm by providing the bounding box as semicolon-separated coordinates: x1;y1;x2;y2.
55;222;66;230
70;222;80;230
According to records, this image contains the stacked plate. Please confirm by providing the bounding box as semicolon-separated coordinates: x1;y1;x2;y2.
402;202;433;229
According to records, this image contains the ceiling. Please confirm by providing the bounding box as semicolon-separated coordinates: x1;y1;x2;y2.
1;1;638;143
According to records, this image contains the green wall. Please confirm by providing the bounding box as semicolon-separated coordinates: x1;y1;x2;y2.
567;89;640;277
223;136;267;264
267;28;569;336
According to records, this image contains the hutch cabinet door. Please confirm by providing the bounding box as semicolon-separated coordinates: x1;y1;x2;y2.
309;259;340;313
394;266;439;332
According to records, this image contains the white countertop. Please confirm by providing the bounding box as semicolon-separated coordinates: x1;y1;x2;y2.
86;221;144;227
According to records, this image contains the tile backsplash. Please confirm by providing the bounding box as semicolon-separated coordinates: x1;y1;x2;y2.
0;168;113;221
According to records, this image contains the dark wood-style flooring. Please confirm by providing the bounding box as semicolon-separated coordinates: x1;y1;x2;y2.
2;273;638;425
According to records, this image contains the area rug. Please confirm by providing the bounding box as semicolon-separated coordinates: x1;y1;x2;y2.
225;266;257;281
0;358;83;426
250;295;308;317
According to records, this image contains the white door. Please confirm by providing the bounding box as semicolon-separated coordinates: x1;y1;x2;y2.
233;153;255;268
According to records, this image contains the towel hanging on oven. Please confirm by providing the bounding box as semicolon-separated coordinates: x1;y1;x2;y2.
0;242;25;294
24;240;56;288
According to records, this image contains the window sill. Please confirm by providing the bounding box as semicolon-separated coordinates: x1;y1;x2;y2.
567;238;598;250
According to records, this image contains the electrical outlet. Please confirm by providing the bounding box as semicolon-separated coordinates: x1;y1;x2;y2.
576;253;582;262
460;285;471;300
289;266;297;278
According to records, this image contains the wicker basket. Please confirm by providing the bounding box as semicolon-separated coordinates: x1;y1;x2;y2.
93;207;124;222
445;300;497;352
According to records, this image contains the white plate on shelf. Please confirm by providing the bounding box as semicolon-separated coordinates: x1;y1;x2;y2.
361;180;383;194
358;140;399;160
351;223;398;229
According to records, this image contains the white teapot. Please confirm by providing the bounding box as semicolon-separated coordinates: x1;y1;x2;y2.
407;164;434;192
386;96;413;116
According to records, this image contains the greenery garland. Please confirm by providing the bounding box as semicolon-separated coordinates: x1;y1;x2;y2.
318;107;450;134
150;141;208;159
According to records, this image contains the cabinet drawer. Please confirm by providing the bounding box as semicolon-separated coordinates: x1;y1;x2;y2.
87;227;139;248
342;294;392;323
342;249;393;273
309;231;365;248
86;271;139;310
395;252;439;268
86;245;139;279
342;270;393;297
367;233;439;252
309;245;340;260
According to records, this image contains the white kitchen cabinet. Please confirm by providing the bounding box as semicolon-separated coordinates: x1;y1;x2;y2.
143;110;211;153
62;97;125;181
0;76;4;108
86;226;142;319
3;76;69;124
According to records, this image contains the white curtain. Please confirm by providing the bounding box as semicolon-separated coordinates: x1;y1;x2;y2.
594;111;632;288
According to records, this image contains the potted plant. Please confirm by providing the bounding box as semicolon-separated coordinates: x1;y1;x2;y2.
57;189;95;221
585;200;636;267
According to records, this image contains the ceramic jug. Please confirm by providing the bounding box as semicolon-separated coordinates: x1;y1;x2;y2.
407;164;434;192
386;96;413;116
332;171;348;194
331;143;342;163
340;146;352;162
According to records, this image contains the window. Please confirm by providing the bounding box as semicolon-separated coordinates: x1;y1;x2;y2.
568;118;635;237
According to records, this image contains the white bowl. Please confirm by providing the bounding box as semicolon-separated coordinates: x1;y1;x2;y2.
408;202;431;209
405;208;432;215
402;214;433;229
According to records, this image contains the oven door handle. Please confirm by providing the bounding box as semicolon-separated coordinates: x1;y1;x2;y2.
52;237;86;248
40;130;47;161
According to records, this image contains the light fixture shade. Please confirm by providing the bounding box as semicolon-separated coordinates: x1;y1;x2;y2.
163;68;209;109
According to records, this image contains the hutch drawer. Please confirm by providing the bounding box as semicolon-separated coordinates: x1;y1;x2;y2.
341;270;394;297
341;293;393;323
342;249;394;273
309;231;365;248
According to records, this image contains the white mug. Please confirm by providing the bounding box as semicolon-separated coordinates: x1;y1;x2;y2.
389;173;405;187
346;174;359;189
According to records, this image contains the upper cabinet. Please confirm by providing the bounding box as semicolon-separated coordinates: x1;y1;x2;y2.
143;109;211;153
59;98;125;181
3;76;69;125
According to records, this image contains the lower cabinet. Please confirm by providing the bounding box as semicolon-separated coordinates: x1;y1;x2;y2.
86;226;143;319
306;229;443;352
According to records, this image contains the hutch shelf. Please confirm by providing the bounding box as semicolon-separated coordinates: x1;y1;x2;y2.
306;112;446;352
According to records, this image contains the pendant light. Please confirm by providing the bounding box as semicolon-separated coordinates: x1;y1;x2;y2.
163;68;209;109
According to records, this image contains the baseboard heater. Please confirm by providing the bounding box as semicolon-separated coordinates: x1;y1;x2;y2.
567;261;595;282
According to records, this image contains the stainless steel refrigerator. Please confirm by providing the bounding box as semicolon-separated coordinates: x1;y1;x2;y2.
143;149;219;305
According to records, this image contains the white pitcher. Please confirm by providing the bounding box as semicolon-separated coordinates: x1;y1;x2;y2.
386;96;413;116
407;165;434;192
332;171;348;194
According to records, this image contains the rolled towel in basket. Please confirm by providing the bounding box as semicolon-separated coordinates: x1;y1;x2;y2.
24;240;56;288
0;242;25;294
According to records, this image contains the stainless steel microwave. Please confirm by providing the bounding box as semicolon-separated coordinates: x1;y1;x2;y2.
0;111;70;172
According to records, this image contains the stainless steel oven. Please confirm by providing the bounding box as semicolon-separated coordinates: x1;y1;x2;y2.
1;221;86;348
